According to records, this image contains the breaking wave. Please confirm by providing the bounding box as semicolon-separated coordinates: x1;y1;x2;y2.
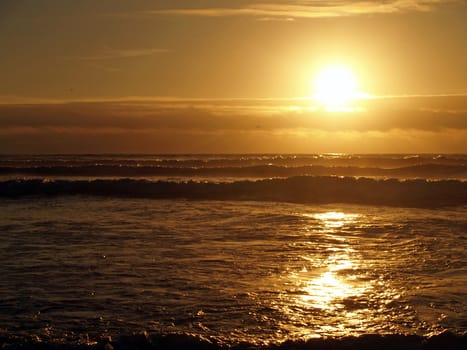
1;154;466;180
0;163;466;179
1;176;465;207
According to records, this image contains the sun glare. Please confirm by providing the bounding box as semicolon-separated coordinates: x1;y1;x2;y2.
312;65;364;110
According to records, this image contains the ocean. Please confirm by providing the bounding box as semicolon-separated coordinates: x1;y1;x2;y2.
0;154;466;349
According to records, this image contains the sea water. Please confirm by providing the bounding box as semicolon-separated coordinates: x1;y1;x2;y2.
0;154;465;348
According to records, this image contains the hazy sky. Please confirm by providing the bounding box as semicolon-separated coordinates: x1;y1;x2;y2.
0;0;466;153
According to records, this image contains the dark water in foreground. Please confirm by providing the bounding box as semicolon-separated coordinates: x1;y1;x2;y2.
0;155;466;349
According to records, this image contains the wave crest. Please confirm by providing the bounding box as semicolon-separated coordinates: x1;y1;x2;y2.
0;163;466;179
1;176;465;207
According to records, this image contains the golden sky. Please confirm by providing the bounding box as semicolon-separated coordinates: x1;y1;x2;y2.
0;0;466;153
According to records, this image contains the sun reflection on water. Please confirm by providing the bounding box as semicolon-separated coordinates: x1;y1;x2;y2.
295;243;368;311
277;211;376;338
301;271;352;310
306;211;360;228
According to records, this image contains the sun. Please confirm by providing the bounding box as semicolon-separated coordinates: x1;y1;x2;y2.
312;65;363;110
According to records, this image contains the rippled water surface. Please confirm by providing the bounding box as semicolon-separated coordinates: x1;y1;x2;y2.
0;197;465;345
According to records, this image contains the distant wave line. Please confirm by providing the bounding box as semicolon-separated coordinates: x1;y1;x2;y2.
0;164;465;179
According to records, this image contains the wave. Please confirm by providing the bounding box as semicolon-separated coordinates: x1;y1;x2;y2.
0;332;465;350
0;163;466;179
1;176;465;207
1;154;466;168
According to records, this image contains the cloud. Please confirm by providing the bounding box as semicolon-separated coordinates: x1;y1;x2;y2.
0;94;466;133
0;94;465;153
70;48;168;61
61;47;168;72
140;1;455;19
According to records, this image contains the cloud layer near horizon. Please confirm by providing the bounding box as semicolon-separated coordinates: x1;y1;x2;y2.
0;95;466;153
139;0;455;18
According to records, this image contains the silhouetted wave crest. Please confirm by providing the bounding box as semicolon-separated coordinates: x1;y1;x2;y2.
0;163;466;178
1;176;465;207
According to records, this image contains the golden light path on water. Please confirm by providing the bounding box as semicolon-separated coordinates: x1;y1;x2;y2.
299;212;361;311
269;211;402;340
